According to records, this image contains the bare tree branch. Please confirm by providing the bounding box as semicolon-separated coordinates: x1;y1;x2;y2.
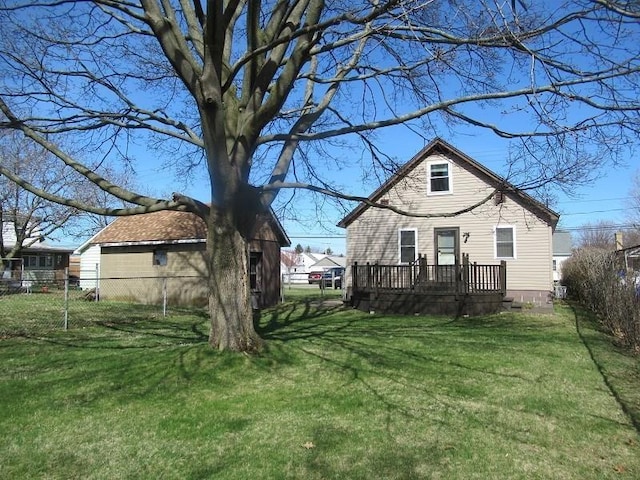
261;180;498;219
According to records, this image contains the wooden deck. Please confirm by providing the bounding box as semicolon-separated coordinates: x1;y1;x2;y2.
350;256;507;316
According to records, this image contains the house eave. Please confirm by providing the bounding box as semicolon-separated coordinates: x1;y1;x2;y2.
19;245;75;254
98;238;206;248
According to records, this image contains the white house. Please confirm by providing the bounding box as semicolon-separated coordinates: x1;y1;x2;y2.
552;231;572;283
280;251;342;283
74;233;102;290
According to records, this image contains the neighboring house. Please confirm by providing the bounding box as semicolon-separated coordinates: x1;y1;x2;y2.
338;138;560;310
1;220;72;283
616;243;640;272
309;254;347;271
75;209;290;308
280;250;300;283
552;231;573;283
280;251;327;283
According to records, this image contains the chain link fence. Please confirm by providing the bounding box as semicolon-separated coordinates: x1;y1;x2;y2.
0;270;208;337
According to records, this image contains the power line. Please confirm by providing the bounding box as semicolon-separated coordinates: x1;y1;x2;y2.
288;235;346;239
561;223;637;232
560;208;628;216
556;196;633;205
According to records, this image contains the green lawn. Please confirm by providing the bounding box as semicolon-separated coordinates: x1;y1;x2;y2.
0;291;639;479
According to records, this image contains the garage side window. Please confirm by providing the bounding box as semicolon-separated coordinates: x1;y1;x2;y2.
153;249;168;266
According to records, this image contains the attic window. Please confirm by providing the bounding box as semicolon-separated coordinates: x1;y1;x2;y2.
380;199;389;206
427;161;452;195
494;191;504;205
153;249;167;266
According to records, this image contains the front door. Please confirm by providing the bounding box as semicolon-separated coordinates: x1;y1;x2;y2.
434;228;459;283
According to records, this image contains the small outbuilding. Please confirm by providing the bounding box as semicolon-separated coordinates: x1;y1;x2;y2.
75;209;290;308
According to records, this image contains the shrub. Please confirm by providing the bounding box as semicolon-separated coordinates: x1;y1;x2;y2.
562;248;640;352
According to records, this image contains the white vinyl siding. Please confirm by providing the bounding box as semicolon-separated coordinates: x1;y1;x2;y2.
79;244;101;290
345;151;553;292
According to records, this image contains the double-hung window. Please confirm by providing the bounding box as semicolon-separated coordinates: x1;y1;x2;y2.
399;229;417;263
495;226;516;259
39;255;53;268
24;255;37;268
427;161;452;195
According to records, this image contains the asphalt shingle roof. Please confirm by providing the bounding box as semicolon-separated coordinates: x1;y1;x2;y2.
91;210;207;244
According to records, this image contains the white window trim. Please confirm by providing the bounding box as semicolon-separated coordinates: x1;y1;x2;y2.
494;225;517;259
426;160;453;196
398;228;418;264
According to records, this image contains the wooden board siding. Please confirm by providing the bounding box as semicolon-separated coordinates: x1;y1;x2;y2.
249;238;282;308
99;241;282;308
99;244;208;306
345;151;554;296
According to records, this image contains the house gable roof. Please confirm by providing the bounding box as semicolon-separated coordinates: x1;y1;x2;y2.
310;255;347;269
86;209;290;247
337;138;559;228
92;210;205;244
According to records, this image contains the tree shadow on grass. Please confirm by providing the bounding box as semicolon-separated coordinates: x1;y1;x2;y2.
258;299;554;389
256;301;594;465
256;297;353;340
10;305;211;350
259;299;564;348
569;302;640;437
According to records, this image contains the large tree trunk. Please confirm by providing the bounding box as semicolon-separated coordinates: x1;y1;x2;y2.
206;210;264;352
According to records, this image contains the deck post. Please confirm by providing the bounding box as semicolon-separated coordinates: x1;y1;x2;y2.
462;254;469;294
500;260;507;295
353;262;358;291
454;254;460;296
374;262;379;298
365;262;370;290
472;261;478;291
418;255;427;287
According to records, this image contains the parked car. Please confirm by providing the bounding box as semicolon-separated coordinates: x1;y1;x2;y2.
308;271;323;284
319;267;344;289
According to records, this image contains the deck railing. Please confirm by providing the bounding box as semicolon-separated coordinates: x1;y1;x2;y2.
352;256;506;295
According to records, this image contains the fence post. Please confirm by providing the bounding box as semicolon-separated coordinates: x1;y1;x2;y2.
64;267;69;330
95;263;100;302
162;277;168;317
500;260;507;295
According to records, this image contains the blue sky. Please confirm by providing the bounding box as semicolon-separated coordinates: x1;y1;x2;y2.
90;127;636;257
13;2;636;255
